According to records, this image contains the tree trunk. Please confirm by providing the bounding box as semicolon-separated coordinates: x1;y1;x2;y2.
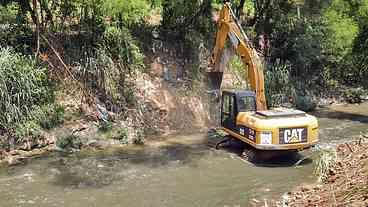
32;0;40;57
236;0;246;18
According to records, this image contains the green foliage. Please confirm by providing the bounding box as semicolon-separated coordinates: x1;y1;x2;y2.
102;0;150;26
14;120;42;143
352;24;368;88
115;128;129;144
322;0;359;85
162;0;199;29
270;16;327;79
0;47;52;129
323;0;359;55
35;104;65;130
343;88;365;104
133;130;145;145
79;27;142;107
159;0;214;82
228;55;259;90
161;0;213;36
10;104;64;146
101;26;145;70
0;2;18;24
98;121;113;132
56;134;82;149
0;3;33;53
264;61;294;107
295;95;317;112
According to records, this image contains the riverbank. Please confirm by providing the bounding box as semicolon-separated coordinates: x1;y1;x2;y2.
279;137;368;207
1;101;367;167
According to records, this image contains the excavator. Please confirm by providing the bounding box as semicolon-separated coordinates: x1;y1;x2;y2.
208;2;319;152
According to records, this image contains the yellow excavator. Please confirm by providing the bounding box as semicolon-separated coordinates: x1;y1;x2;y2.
209;2;319;151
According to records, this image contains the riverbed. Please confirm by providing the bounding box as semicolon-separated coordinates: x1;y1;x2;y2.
1;103;367;207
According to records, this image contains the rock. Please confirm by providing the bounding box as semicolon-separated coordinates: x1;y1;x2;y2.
6;156;21;166
86;139;109;149
52;146;67;152
9;150;20;156
313;185;322;191
301;186;310;192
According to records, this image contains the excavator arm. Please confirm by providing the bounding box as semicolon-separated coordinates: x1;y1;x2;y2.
209;2;267;111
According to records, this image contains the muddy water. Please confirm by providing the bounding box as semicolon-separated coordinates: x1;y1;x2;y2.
1;103;368;207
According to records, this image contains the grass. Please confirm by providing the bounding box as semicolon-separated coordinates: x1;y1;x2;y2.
115;128;129;144
56;134;82;149
0;47;52;129
133;130;145;145
314;147;337;183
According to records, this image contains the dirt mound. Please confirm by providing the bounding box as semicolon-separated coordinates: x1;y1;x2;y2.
282;140;368;207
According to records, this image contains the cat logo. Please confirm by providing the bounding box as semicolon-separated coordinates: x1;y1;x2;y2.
284;128;304;143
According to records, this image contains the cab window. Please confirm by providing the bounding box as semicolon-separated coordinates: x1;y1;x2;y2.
222;94;234;123
238;96;256;112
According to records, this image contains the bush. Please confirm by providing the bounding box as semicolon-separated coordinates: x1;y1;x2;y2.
343;88;364;104
98;121;113;132
8;104;65;149
264;61;295;107
0;47;52;129
78;26;143;107
29;104;65;130
102;0;150;26
14;120;43;144
295;95;317;112
133;130;145;145
352;24;368;88
56;134;82;149
115;128;129;144
101;26;145;70
0;3;33;54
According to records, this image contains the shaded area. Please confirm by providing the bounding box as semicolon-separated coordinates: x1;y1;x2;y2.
207;72;223;91
46;138;211;188
208;135;312;167
312;108;368;124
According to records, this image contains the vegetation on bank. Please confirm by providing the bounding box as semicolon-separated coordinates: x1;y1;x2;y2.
0;0;367;149
0;47;65;150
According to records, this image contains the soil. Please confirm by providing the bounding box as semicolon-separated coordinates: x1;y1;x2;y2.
280;139;368;207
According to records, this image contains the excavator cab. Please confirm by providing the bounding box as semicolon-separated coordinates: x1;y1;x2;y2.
221;90;256;131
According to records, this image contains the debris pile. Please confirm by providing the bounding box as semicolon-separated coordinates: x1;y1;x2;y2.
282;139;368;207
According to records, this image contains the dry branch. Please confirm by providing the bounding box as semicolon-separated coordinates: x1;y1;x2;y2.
40;34;75;80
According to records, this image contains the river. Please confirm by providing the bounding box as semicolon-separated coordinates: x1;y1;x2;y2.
1;103;367;207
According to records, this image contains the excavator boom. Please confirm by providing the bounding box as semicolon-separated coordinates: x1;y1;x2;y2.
209;2;267;111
